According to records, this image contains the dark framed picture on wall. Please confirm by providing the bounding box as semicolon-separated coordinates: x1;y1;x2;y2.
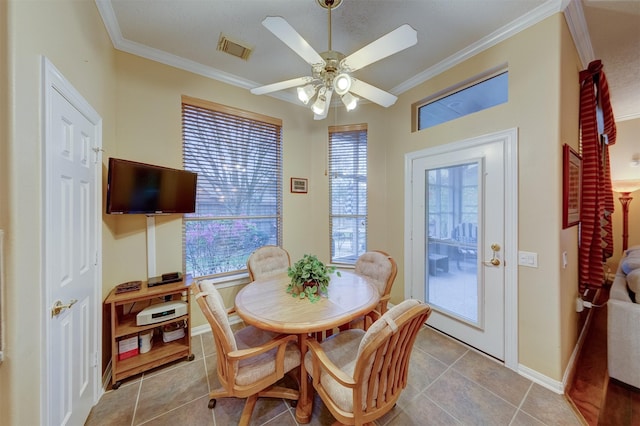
290;177;308;194
563;144;582;228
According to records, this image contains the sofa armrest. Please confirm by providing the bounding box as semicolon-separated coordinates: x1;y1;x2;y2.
607;298;640;388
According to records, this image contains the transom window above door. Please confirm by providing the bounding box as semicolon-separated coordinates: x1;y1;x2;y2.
415;70;508;130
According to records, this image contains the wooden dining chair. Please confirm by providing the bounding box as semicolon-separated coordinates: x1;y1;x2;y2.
247;245;291;281
346;250;398;330
304;299;431;426
192;280;300;426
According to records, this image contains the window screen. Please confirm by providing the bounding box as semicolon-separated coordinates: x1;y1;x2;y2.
182;96;282;278
329;124;367;264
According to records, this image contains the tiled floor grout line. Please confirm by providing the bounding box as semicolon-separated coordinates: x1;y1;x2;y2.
410;347;470;424
415;345;548;426
132;338;212;425
130;377;143;426
89;327;582;425
507;381;534;426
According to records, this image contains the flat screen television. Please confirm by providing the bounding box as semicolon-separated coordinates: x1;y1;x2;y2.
106;157;197;214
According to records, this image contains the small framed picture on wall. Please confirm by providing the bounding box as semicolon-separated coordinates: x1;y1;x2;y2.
563;144;582;228
290;177;308;194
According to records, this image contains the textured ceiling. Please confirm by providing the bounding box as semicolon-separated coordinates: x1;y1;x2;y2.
96;0;640;121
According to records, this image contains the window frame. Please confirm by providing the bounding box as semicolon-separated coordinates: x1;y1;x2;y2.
181;95;283;280
328;123;368;265
412;66;508;131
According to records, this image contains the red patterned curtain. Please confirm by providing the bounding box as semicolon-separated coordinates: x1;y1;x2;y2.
578;60;616;292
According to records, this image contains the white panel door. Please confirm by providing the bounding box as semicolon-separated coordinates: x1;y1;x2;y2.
410;134;509;360
44;58;101;426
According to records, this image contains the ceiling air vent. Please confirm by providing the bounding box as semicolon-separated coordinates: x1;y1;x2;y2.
217;34;253;60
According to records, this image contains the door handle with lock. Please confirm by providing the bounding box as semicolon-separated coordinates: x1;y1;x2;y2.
483;243;501;267
51;299;78;317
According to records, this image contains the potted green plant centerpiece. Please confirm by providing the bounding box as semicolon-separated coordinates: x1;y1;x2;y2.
287;254;341;302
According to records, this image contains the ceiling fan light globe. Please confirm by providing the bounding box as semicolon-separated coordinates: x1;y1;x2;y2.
341;92;358;111
334;73;351;95
311;97;326;115
297;84;316;104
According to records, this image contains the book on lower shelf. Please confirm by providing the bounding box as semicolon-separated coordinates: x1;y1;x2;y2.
118;335;139;360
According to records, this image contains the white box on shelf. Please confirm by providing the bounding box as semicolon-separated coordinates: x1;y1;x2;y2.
118;335;138;360
162;323;186;343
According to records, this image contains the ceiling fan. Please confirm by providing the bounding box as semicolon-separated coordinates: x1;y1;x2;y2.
250;0;418;120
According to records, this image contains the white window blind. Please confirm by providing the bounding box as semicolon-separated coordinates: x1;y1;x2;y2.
329;124;367;264
182;96;283;278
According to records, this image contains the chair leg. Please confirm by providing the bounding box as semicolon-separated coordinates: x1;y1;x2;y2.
238;394;259;426
258;385;299;401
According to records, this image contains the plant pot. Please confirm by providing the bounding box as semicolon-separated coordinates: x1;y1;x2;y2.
290;281;319;296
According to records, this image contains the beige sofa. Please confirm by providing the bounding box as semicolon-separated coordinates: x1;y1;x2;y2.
608;247;640;389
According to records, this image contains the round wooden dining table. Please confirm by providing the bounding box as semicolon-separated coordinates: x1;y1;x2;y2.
234;269;380;424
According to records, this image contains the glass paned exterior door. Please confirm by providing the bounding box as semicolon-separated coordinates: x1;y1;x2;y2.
426;162;480;324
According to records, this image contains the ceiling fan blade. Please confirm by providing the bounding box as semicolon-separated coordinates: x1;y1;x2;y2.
342;24;417;72
250;76;312;95
349;79;397;108
262;16;325;66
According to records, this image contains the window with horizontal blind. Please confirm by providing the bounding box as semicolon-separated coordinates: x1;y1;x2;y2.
182;96;282;278
329;124;367;264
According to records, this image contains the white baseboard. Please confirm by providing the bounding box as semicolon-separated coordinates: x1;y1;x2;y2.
191;323;212;335
517;364;564;394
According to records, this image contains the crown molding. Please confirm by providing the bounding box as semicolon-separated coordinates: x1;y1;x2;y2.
94;0;298;104
97;0;595;110
615;112;640;122
392;0;565;94
562;0;594;68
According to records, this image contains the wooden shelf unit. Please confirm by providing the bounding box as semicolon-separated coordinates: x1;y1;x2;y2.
105;279;192;389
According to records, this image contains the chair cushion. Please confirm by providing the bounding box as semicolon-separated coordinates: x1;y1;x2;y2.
199;280;237;352
621;249;640;274
357;299;421;355
626;269;640;303
305;300;423;414
355;252;393;296
304;329;365;412
355;299;422;409
248;246;290;280
234;326;301;386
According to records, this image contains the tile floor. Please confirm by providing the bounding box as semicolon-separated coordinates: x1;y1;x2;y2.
86;325;582;426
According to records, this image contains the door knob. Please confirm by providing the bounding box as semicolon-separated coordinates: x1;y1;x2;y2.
51;299;78;317
484;243;501;267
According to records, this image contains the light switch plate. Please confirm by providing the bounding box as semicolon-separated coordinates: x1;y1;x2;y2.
518;251;538;267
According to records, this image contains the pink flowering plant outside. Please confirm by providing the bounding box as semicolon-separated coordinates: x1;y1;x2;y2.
286;254;341;302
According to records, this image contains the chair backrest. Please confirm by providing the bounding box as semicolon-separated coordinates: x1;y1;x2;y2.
247;245;291;281
452;222;478;245
193;280;237;386
352;299;431;421
354;250;398;300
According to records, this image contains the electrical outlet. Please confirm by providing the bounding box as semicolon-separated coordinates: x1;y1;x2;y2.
576;297;584;313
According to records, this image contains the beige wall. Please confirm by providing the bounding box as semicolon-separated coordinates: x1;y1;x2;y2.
558;15;583;379
374;14;579;381
5;2;634;422
609;117;640;270
2;0;116;424
106;51;318;329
